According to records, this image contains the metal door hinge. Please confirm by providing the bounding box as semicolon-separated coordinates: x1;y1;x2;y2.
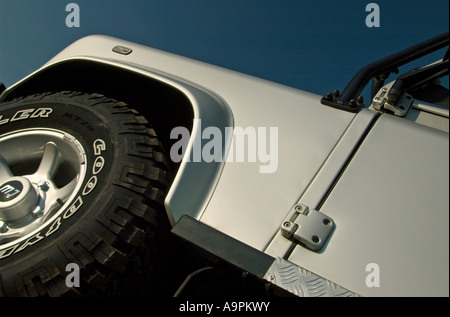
281;204;334;251
371;82;414;117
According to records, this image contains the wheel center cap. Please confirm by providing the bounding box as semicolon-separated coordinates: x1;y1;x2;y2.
0;177;39;222
0;180;24;202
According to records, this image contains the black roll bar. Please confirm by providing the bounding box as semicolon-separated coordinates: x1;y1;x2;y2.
321;32;449;112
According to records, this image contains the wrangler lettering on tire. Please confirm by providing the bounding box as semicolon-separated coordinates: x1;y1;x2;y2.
0;91;171;296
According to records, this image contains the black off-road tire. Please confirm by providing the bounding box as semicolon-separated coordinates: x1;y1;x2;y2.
0;91;172;296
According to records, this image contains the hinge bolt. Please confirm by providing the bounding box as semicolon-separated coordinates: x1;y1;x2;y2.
324;92;333;101
357;96;364;106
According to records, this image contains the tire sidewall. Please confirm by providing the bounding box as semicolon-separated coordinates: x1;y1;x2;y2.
0;98;116;266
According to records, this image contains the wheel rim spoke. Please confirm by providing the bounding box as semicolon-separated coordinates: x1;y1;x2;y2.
55;177;78;203
0;155;13;182
35;142;60;180
0;129;87;247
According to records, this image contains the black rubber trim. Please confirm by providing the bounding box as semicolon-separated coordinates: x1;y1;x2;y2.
171;216;274;279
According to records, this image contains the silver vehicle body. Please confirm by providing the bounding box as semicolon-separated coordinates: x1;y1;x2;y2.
0;35;448;296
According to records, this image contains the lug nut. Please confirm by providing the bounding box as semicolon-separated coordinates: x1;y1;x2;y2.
37;180;50;192
0;220;8;233
32;206;44;218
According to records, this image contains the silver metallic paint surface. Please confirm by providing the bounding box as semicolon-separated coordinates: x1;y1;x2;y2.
289;115;449;296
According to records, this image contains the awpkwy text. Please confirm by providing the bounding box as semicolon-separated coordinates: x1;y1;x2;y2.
170;119;279;174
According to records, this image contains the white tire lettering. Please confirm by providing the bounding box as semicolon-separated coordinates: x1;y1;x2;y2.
93;139;106;155
63;196;83;219
0;107;54;125
0;245;18;259
82;176;97;196
11;109;35;122
31;108;53;118
14;233;45;254
93;156;105;175
45;217;62;237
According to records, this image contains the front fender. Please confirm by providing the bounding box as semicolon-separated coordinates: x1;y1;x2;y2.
1;35;358;254
0;37;234;226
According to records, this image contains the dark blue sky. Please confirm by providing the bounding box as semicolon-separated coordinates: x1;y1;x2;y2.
0;0;448;103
